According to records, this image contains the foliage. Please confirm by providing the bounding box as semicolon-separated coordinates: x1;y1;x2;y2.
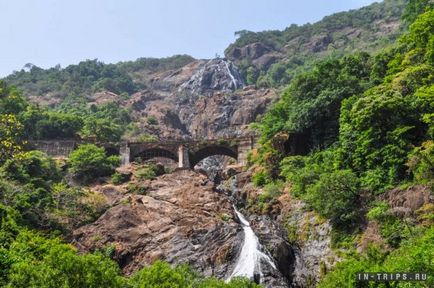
129;261;261;288
227;0;406;87
0;114;24;164
134;163;165;181
5;59;137;99
259;53;372;149
319;227;434;287
4;230;126;288
68;144;120;183
407;140;434;183
111;172;127;185
2;150;60;187
402;0;434;24
256;7;434;192
367;201;411;247
251;170;270;187
146;115;158;126
305;170;360;228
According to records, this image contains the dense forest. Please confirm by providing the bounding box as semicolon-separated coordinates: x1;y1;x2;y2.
5;55;194;100
250;0;434;286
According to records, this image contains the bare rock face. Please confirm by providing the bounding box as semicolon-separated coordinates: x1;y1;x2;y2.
179;58;244;96
380;185;433;218
226;42;272;61
73;170;243;278
110;58;279;141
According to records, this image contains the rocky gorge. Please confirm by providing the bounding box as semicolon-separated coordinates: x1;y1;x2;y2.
70;160;342;288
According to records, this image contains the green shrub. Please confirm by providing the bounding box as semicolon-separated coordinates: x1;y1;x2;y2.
111;172;129;185
2;151;60;186
6;230;125;288
127;183;148;195
367;201;410;247
319;227;434;287
146;115;158;125
305;170;360;228
135;163;164;181
129;260;261;288
68;144;120;183
252;171;269;187
136;166;156;180
407;140;434;184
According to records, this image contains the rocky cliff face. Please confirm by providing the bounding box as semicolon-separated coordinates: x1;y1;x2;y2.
123;58;277;139
74;169;240;278
222;169;338;288
73;167;292;287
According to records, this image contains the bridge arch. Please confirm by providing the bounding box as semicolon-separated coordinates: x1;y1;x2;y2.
189;145;238;168
132;148;178;163
104;146;120;157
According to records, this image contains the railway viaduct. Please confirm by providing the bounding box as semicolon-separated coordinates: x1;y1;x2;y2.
28;136;257;168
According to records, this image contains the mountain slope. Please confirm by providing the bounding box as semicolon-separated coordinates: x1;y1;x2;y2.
2;0;407;142
226;0;407;87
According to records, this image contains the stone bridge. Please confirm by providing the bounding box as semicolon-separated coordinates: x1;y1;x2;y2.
28;135;258;169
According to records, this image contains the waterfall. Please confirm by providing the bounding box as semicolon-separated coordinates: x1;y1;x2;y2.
224;61;238;90
227;206;277;283
120;144;130;166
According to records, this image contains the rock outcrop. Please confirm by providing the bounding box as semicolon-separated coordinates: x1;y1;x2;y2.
128;59;276;140
74;170;242;278
223;169;338;288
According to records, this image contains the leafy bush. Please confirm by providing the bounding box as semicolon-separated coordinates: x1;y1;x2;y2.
0;114;24;164
305;170;360;228
129;261;261;288
319;227;434;287
135;163;165;181
146;115;158;125
68;144;120;183
111;172;130;185
407;140;434;184
5;230;126;288
135;166;157;180
2;151;60;186
367;201;410;247
252;170;270;187
127;183;148;195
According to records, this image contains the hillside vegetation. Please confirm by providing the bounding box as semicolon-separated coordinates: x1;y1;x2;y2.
0;81;260;287
1;0;433;287
4;55;194;103
250;0;434;286
226;0;406;87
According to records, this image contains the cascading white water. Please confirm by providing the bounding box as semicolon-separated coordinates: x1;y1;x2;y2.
224;61;238;90
227;206;276;283
120;144;130;166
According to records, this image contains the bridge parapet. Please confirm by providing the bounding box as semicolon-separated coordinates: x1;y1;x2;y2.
28;140;81;158
28;134;259;168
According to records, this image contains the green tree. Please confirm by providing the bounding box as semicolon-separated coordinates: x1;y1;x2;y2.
306;170;360;228
6;231;125;288
0;114;24;164
68;144;119;183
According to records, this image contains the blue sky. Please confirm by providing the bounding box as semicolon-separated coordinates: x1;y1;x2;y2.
0;0;377;77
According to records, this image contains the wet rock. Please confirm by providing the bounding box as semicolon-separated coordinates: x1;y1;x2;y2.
179;59;244;96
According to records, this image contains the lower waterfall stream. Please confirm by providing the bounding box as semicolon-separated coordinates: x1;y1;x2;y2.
227;206;277;284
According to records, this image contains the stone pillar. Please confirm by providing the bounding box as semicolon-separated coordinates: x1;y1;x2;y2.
178;145;190;168
120;143;130;166
237;137;257;166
